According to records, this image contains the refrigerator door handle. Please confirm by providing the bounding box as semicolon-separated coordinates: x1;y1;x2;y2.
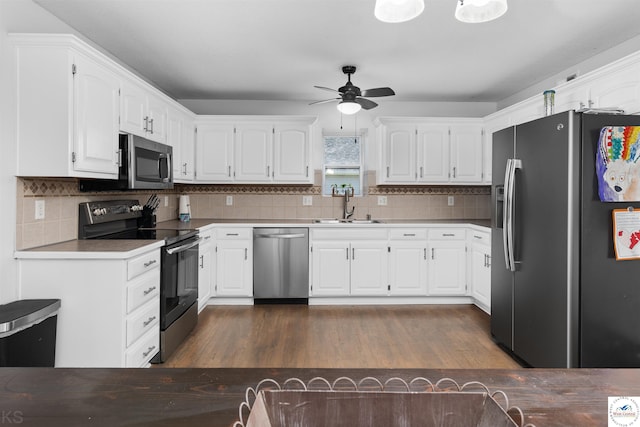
505;158;522;272
503;159;513;270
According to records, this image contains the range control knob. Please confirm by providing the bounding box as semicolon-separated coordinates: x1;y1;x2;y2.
130;205;144;212
93;208;107;216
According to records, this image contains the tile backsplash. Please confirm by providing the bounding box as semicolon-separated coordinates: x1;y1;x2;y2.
16;172;490;250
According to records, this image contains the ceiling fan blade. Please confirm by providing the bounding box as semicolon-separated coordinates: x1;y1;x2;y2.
361;87;395;97
309;98;340;106
355;97;378;110
314;85;341;94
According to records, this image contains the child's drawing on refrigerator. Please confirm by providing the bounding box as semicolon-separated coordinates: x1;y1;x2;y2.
597;126;640;202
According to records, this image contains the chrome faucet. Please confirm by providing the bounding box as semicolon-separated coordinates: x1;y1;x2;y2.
343;187;355;220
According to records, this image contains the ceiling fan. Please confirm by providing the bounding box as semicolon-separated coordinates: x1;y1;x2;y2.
310;65;395;115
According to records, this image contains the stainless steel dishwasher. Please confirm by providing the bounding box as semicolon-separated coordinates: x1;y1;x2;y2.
253;228;309;302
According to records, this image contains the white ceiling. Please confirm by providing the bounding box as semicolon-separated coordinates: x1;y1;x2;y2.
32;0;640;105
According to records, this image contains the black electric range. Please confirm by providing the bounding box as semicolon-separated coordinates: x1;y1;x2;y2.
78;200;200;364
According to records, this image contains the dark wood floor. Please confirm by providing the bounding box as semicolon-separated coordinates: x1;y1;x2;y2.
161;304;521;369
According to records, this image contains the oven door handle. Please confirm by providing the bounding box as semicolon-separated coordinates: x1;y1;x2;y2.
165;237;202;255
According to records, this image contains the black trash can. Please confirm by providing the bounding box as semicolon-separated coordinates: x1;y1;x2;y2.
0;299;61;367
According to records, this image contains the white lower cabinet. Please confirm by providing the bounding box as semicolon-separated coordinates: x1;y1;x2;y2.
468;230;491;312
311;241;351;296
427;229;467;296
197;227;215;311
311;229;388;296
350;241;389;296
215;228;253;297
388;229;428;296
17;246;162;367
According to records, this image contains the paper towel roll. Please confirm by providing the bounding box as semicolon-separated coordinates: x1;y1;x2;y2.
179;195;191;222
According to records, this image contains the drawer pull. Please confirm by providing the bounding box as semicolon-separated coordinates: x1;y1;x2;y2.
474;235;483;239
143;316;157;327
143;259;157;268
403;233;416;237
226;233;239;236
143;345;156;357
442;233;455;237
143;286;157;296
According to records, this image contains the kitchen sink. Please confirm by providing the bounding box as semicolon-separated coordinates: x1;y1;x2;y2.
312;219;384;224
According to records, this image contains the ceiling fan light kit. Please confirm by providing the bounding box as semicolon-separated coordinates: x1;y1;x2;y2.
310;65;395;115
374;0;425;23
455;0;508;23
337;101;362;115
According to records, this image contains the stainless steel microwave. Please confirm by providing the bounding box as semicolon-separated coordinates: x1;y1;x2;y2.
79;134;173;191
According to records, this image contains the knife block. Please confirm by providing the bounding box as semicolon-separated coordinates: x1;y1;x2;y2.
138;207;156;228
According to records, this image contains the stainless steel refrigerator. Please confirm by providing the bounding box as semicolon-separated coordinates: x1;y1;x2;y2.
491;111;640;368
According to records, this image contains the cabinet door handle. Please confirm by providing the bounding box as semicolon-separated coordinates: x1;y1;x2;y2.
245;248;248;260
143;286;156;296
306;166;309;177
452;166;457;178
116;149;123;167
143;316;156;327
352;248;355;260
183;163;188;175
431;248;435;260
228;165;231;177
144;116;149;132
424;248;427;260
386;166;390;178
143;259;157;268
346;248;349;260
200;254;204;268
486;255;491;268
149;118;154;134
266;165;270;177
420;166;423;178
143;345;156;357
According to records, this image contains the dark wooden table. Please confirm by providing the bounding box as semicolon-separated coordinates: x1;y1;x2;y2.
0;367;637;426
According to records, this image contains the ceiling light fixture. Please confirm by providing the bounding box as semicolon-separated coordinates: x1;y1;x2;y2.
374;0;425;23
337;101;362;115
455;0;508;23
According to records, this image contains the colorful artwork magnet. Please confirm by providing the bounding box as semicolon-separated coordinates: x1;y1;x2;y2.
596;126;640;202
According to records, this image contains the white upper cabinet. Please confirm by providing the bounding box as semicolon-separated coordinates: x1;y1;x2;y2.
382;126;416;182
417;124;449;183
120;78;167;143
587;62;640;113
14;35;120;178
168;106;195;182
72;53;121;176
235;123;273;182
273;123;312;182
377;118;484;185
450;125;484;183
195;123;235;182
195;116;315;184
